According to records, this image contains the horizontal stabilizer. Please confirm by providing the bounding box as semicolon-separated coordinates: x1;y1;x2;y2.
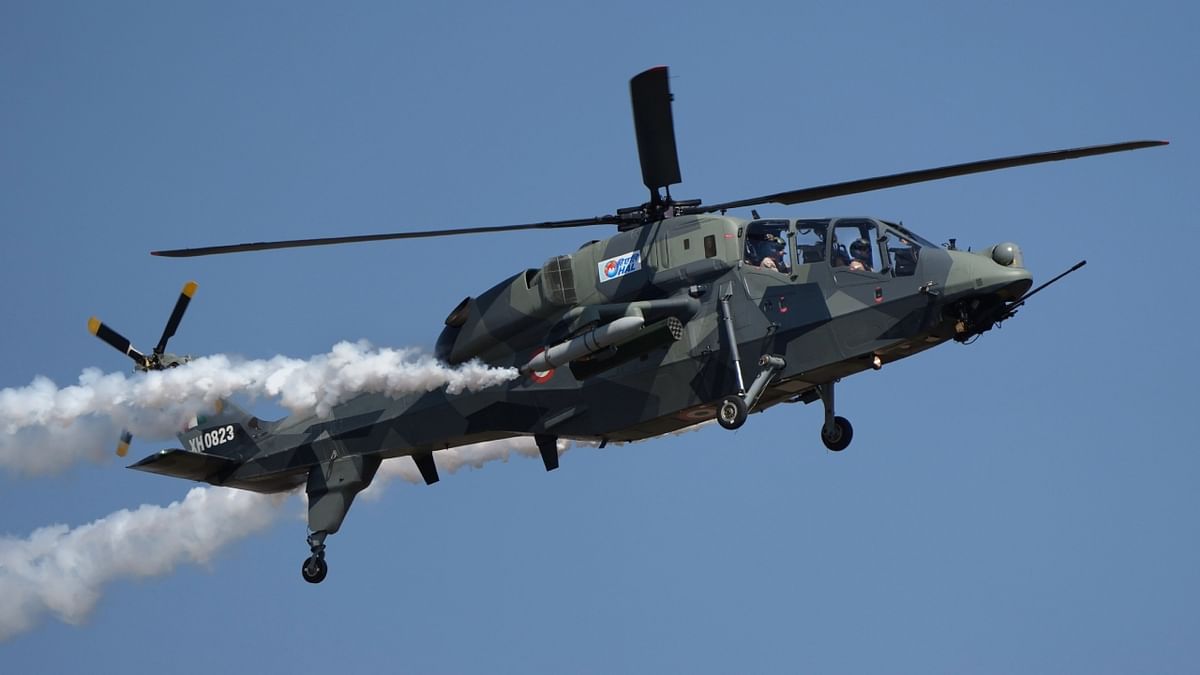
129;448;239;484
412;452;440;485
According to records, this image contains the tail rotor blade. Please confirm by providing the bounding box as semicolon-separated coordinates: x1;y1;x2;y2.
116;429;133;458
88;317;149;368
630;66;682;197
154;281;197;355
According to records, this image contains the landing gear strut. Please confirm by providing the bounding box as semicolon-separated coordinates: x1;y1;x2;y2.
716;355;786;430
816;382;853;452
300;454;380;585
302;531;328;584
715;286;788;431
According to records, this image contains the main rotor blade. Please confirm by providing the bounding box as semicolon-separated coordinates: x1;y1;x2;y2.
698;140;1168;213
151;216;621;257
88;317;149;367
154;280;198;355
630;66;682;195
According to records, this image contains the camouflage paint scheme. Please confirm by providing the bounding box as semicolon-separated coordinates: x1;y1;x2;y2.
130;212;1032;577
126;66;1160;581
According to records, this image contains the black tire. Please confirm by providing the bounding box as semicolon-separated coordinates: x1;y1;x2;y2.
302;556;328;584
716;395;748;430
821;416;853;452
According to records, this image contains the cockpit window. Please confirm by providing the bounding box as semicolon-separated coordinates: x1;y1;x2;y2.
744;220;791;273
831;219;880;273
794;220;827;264
885;229;921;277
881;221;937;249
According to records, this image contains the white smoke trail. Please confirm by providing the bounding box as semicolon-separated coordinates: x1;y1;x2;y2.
0;341;517;474
0;486;283;641
0;437;571;642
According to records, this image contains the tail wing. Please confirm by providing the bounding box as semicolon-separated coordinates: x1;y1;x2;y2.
176;398;269;459
128;398;270;485
128;448;239;484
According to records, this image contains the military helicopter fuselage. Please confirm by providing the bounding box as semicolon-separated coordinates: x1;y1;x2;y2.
99;66;1162;583
136;212;1031;497
433;212;1031;441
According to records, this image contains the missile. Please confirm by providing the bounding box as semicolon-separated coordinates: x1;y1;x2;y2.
521;316;645;374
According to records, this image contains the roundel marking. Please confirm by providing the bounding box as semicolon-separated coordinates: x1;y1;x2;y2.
529;348;555;384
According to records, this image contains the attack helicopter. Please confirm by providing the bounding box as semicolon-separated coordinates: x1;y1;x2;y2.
89;67;1165;583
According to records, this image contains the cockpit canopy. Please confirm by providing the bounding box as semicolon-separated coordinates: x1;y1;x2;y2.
744;218;936;277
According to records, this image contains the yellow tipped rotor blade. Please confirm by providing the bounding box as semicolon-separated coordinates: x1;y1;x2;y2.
116;430;133;458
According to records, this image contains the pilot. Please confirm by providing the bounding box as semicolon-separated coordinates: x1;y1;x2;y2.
848;238;873;272
747;233;789;273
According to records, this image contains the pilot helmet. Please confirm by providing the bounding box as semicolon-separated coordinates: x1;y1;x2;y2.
760;234;785;260
850;238;871;261
747;232;783;261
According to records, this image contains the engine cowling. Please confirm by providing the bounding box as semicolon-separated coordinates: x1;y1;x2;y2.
438;255;577;365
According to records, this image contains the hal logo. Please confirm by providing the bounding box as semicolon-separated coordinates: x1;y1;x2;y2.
597;251;641;283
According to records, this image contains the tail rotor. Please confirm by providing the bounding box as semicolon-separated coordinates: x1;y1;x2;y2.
87;281;199;456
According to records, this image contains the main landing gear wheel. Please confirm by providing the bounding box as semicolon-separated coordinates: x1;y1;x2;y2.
717;395;748;430
302;556;328;584
821;416;853;452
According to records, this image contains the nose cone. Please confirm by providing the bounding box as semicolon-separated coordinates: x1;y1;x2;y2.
944;250;1033;300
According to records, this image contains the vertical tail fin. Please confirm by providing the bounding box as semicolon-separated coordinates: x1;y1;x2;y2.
176;398;270;460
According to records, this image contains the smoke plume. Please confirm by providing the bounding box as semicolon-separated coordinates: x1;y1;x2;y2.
0;437;569;642
0;486;282;640
0;341;517;474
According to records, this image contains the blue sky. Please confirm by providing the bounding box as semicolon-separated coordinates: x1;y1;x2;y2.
1;1;1195;672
